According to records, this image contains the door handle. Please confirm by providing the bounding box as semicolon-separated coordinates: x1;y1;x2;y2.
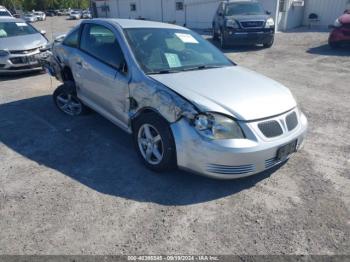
76;61;83;67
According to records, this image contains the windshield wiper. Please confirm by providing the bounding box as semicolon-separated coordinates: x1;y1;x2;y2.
148;69;181;75
180;65;223;72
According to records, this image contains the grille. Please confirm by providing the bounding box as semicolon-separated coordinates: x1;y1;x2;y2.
10;55;37;64
258;120;283;138
286;112;298;131
240;21;264;28
10;48;39;55
207;164;255;175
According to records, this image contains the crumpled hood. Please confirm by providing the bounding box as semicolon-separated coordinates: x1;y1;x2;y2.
150;66;297;121
0;33;47;51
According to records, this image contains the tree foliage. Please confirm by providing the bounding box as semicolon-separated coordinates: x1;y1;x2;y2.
0;0;89;11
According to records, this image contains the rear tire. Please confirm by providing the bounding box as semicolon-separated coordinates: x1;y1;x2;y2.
53;82;89;116
133;113;177;172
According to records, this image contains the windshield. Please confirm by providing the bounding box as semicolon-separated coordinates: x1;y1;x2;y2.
0;10;11;16
225;2;264;16
71;11;79;14
0;21;37;38
125;28;233;74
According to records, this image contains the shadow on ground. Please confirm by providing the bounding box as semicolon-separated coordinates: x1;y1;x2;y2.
0;95;282;205
307;44;350;56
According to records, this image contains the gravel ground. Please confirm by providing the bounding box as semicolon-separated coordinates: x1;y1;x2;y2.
0;17;349;255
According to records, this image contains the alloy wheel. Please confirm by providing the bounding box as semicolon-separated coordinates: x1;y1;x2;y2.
56;93;82;116
137;123;164;165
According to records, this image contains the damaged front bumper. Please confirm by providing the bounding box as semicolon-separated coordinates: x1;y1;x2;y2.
171;110;308;179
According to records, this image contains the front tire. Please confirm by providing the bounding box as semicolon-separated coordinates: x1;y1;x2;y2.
263;36;274;48
133;113;177;172
53;83;89;116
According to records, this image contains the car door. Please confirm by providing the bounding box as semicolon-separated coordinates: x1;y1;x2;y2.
76;23;130;127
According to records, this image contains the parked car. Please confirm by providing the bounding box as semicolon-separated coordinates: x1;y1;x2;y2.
212;0;275;48
69;11;81;20
41;19;307;179
57;9;64;16
329;10;350;48
0;5;13;17
23;13;37;23
45;10;56;16
0;17;48;74
62;9;71;16
33;11;46;21
82;11;92;19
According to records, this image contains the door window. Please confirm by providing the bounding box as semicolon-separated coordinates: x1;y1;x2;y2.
80;24;125;69
63;28;79;48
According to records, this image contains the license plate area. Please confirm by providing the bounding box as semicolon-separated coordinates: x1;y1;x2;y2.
277;140;298;161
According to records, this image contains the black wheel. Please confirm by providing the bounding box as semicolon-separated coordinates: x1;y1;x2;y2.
220;30;228;49
53;82;89;116
133;113;177;172
263;37;274;48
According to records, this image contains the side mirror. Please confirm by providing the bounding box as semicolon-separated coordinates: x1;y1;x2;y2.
40;30;46;35
266;11;271;15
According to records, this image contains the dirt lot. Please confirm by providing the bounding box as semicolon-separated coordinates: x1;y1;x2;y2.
0;16;349;255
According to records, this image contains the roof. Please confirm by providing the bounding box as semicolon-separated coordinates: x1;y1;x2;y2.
95;18;189;30
0;17;22;22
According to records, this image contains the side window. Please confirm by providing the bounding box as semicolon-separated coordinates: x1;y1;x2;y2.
80;24;125;69
63;29;79;48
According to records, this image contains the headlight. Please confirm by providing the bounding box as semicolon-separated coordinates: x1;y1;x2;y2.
0;50;9;57
194;113;244;140
226;20;239;29
265;18;275;28
334;18;342;27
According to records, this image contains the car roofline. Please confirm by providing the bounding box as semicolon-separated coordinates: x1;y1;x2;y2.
89;18;190;30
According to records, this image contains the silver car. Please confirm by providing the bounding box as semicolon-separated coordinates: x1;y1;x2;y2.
43;19;308;179
23;13;37;23
0;17;48;74
69;11;81;20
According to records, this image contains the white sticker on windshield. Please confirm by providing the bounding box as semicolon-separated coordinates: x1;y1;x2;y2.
175;33;199;44
165;53;182;68
16;22;28;27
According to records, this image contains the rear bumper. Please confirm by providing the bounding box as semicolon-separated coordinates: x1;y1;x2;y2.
223;28;274;45
171;110;308;179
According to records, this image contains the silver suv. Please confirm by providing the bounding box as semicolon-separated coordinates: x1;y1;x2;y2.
42;19;307;179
